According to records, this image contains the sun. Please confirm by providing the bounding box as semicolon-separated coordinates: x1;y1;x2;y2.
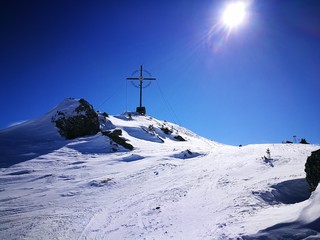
205;1;249;52
222;2;247;29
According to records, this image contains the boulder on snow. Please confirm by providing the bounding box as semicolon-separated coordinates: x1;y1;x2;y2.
51;98;100;139
305;149;320;192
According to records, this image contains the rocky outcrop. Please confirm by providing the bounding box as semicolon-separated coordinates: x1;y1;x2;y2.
305;149;320;192
52;98;100;139
101;129;133;150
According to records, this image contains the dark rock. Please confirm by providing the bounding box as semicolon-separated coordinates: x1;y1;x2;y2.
157;136;165;143
102;112;109;117
112;129;122;136
174;135;186;141
305;149;320;192
101;129;133;150
160;126;172;135
52;98;100;139
187;149;192;155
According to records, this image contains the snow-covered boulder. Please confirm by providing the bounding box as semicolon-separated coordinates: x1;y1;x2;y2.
51;98;100;139
305;149;320;191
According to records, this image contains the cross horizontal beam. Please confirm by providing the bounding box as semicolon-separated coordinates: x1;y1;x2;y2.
126;77;156;80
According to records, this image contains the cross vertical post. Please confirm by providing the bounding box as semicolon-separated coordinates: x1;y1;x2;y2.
139;65;143;108
126;65;156;115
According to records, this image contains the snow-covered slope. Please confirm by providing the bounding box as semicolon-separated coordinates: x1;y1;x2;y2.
0;99;66;168
0;99;319;239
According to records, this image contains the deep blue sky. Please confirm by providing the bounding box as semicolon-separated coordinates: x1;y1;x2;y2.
1;0;320;145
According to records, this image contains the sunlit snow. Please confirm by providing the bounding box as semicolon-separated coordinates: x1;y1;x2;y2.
0;99;319;239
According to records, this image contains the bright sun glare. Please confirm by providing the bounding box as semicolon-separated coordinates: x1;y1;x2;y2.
222;2;247;29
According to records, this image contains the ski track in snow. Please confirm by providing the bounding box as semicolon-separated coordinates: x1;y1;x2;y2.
0;110;319;239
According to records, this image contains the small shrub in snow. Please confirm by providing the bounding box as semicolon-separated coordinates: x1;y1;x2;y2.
266;148;271;159
148;125;155;132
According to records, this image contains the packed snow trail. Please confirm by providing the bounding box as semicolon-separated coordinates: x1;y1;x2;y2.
1;143;318;239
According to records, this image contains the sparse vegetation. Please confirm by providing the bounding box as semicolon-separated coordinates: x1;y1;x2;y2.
266;148;271;159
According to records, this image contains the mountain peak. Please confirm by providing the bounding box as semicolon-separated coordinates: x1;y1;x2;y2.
0;98;218;168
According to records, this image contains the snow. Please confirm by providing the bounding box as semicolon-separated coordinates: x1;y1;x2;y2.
0;101;319;239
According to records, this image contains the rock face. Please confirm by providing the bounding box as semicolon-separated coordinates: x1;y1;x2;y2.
305;149;320;192
52;98;100;139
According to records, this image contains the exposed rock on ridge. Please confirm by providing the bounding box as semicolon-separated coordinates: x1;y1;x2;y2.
51;98;100;139
305;149;320;192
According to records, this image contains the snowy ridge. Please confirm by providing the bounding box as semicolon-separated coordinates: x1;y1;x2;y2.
0;99;320;239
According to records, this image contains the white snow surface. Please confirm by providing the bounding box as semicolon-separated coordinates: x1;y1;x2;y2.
0;99;320;239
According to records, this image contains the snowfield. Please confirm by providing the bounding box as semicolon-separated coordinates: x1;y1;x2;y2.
0;99;319;239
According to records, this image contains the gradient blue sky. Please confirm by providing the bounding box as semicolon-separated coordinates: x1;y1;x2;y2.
1;0;320;145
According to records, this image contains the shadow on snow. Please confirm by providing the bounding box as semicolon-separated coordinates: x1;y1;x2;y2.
252;178;311;205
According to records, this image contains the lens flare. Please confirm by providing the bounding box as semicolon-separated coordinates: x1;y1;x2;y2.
222;2;247;29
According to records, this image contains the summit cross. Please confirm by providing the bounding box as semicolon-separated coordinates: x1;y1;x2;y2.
126;65;156;114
